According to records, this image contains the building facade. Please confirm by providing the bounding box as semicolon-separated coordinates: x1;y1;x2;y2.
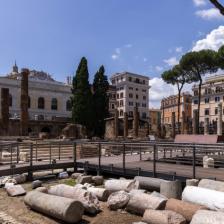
161;92;192;125
0;64;72;121
192;74;224;123
110;72;150;120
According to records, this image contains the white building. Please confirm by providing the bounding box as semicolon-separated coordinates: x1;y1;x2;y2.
110;72;150;120
0;63;72;121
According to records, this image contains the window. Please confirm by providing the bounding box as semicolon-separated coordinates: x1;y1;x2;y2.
129;102;133;106
215;107;218;115
193;100;198;105
142;103;146;107
205;97;209;104
215;96;220;102
66;100;72;111
143;96;146;100
204;108;210;115
111;104;115;109
120;92;124;98
135;78;140;83
9;94;12;107
28;96;31;108
142;112;146;119
129;87;133;90
38;97;45;109
120;86;124;90
120;110;123;116
120;100;123;107
136;88;138;91
136;102;140;107
117;94;119;99
136;94;138;99
129;111;133;117
129;77;132;82
51;98;58;110
143;80;146;84
142;89;146;92
129;93;133;98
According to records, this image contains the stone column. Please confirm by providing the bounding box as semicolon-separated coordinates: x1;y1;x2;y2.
181;111;186;134
171;112;176;138
1;88;9;135
204;117;209;135
193;110;198;135
217;103;223;136
20;68;29;136
133;107;139;138
114;109;118;138
123;112;128;138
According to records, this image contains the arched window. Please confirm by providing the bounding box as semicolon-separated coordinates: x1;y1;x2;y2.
66;100;72;111
9;94;12;107
51;98;58;110
28;96;31;108
38;97;45;109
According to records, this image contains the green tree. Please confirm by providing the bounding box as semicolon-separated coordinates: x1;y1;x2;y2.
180;50;219;133
218;45;224;68
92;65;109;137
161;65;192;134
71;57;93;131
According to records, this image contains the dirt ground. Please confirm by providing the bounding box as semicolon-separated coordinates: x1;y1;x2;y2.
0;178;142;224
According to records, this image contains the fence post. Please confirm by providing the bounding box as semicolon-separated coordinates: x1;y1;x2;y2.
193;144;196;179
16;144;19;163
73;142;77;172
123;143;126;175
28;143;33;181
35;141;38;162
58;142;61;160
49;143;52;163
140;145;142;161
153;143;157;178
98;143;101;175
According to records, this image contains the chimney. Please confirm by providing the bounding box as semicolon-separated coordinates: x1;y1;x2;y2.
20;68;29;136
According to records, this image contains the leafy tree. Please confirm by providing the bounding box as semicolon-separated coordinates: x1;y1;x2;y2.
218;45;224;68
71;57;93;131
161;65;192;134
180;50;219;133
92;65;109;137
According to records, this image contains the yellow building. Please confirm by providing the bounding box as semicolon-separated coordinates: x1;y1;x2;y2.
161;92;192;125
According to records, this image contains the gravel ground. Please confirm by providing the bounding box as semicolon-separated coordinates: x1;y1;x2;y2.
0;178;141;224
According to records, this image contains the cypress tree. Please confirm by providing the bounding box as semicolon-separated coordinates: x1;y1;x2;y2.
71;57;92;131
92;65;109;137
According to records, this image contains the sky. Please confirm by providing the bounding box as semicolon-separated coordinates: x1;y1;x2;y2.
0;0;224;107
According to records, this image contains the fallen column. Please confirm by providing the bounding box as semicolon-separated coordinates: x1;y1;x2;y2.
24;191;84;223
182;186;224;211
198;179;224;192
143;209;186;224
190;210;224;224
48;184;100;214
134;176;165;191
126;192;167;215
107;191;130;210
160;180;182;199
165;198;206;222
87;187;109;201
105;179;139;193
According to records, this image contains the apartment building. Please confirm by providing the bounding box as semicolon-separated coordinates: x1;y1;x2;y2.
192;74;224;123
110;72;150;120
161;92;192;125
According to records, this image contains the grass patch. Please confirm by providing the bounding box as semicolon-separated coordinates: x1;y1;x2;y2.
61;178;76;186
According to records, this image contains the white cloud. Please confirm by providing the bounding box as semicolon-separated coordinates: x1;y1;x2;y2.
195;8;223;20
124;44;132;48
143;57;148;62
155;66;163;72
163;57;179;66
149;77;193;108
175;47;183;53
192;25;224;51
111;54;119;60
193;0;206;7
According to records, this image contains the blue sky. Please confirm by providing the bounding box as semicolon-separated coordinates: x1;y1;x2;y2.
0;0;224;106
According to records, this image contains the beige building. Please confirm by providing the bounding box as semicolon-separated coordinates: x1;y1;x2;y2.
161;92;192;125
110;72;150;120
0;63;72;121
192;74;224;123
